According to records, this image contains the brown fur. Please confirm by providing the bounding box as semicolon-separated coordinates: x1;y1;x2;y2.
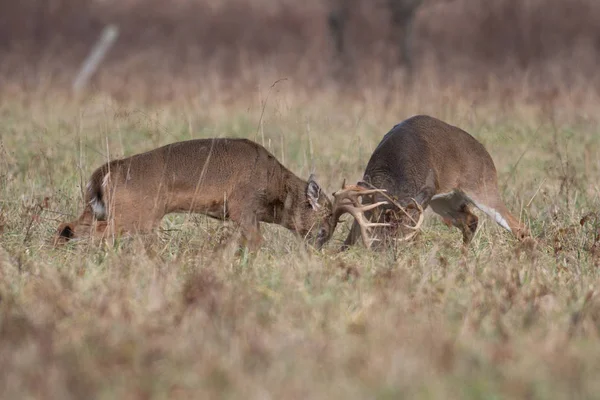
343;115;529;249
54;138;335;250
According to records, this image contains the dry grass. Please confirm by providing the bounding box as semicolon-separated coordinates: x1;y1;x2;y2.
1;79;600;399
2;2;600;397
1;2;600;397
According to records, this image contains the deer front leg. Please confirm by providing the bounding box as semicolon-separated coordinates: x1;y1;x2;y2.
341;220;362;250
239;218;262;252
228;200;263;252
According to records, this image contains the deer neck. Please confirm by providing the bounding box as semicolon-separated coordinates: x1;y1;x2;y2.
276;174;307;234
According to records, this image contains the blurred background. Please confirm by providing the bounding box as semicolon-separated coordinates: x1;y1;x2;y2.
0;0;599;102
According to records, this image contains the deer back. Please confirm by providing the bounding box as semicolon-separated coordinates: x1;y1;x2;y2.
362;115;498;201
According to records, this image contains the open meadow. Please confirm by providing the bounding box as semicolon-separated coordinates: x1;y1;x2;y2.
1;79;600;399
2;0;600;398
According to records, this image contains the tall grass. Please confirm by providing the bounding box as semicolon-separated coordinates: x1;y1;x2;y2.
1;2;599;397
1;79;599;398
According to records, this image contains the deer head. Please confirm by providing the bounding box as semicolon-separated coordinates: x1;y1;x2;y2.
299;174;336;249
332;178;432;249
332;182;391;249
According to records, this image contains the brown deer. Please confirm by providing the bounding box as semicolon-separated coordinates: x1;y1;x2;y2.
54;138;379;250
337;115;530;249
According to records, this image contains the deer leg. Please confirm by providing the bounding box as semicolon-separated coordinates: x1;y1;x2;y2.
55;216;112;245
54;222;77;245
454;205;479;244
105;190;165;238
340;204;384;250
433;202;479;244
227;201;262;252
430;191;479;244
341;220;362;250
221;186;267;251
54;205;98;244
232;215;261;252
241;220;262;252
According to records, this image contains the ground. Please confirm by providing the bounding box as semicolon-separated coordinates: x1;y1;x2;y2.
0;83;599;399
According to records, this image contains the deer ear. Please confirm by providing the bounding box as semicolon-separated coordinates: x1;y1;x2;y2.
307;174;322;210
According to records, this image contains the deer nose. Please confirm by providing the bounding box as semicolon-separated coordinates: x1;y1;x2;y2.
314;228;331;249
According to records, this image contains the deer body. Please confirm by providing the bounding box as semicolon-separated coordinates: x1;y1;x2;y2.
56;138;335;249
343;115;528;248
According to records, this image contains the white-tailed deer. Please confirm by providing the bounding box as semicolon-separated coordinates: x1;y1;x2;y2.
55;138;360;250
339;115;530;249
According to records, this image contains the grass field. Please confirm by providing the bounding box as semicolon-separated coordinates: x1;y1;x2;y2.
1;82;600;399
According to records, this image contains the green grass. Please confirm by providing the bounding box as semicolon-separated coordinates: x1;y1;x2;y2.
1;87;600;399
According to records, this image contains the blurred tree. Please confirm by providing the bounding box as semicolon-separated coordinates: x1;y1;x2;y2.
327;0;423;76
388;0;422;74
327;0;354;59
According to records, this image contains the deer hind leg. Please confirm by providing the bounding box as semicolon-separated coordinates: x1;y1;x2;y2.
456;205;479;244
430;191;479;244
102;187;167;239
100;214;163;243
54;205;103;245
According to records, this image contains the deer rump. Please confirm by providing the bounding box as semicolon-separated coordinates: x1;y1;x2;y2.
342;115;528;249
55;138;336;249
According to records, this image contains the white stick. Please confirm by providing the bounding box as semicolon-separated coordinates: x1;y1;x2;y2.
73;25;119;93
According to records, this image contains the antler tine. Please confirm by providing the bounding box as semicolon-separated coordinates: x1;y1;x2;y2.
401;198;424;231
334;186;387;196
333;184;389;212
335;202;390;248
396;198;425;242
396;229;419;243
370;190;425;233
370;190;419;224
333;185;388;204
332;184;391;249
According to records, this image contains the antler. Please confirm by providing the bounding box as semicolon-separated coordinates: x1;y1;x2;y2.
333;182;390;248
361;184;425;243
393;197;424;242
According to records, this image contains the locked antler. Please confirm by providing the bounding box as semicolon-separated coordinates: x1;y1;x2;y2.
333;181;390;248
391;197;424;242
353;179;426;243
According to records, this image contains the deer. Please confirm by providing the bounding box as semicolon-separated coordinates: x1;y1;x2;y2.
54;138;386;251
337;115;530;249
